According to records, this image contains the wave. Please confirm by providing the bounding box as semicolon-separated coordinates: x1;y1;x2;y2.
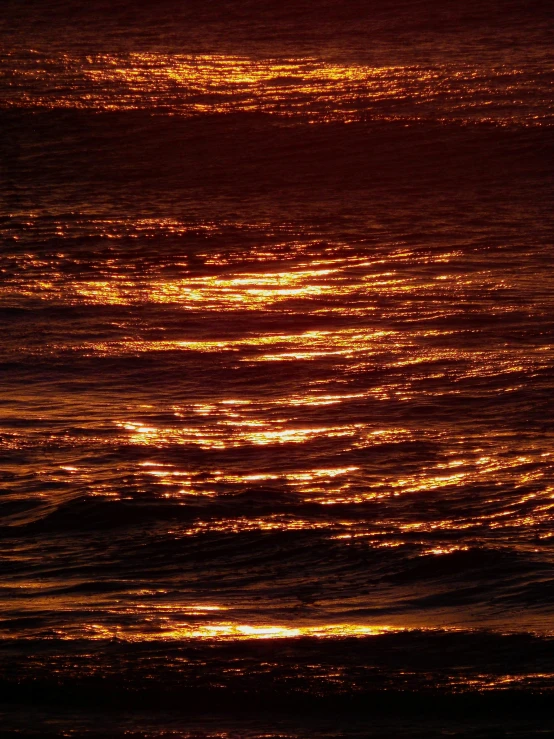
1;630;554;714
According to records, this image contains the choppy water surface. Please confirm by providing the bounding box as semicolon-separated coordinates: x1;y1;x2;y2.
1;1;553;736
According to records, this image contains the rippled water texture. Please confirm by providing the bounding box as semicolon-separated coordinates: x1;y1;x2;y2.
2;51;552;125
1;1;553;736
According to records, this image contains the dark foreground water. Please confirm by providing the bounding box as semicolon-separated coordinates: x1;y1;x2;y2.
1;1;553;736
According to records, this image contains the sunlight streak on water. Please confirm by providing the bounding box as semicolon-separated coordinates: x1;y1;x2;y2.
1;51;550;125
1;5;554;726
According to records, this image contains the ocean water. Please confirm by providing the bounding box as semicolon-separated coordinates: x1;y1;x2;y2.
1;1;553;736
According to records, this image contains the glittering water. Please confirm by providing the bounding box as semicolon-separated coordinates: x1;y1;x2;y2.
1;1;553;736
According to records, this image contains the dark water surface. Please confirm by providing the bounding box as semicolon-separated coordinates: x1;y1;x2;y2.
1;1;553;736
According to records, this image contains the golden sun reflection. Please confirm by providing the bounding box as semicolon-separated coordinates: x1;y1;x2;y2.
118;419;362;448
3;238;529;331
448;673;554;691
138;461;361;502
84;327;401;363
1;52;548;126
79;621;405;642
